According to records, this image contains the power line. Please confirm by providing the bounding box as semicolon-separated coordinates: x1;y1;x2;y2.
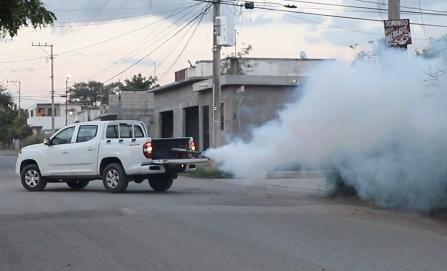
417;0;428;45
281;0;447;16
0;5;202;65
84;5;206;81
57;5;199;56
53;7;155;12
158;8;207;80
280;11;426;41
102;5;211;83
194;0;447;28
348;0;447;14
240;0;447;17
0;56;46;64
282;12;380;35
51;5;200;27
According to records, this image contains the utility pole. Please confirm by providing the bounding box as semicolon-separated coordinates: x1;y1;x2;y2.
388;0;400;20
6;80;21;116
65;77;69;125
212;0;222;148
154;62;157;78
32;42;55;133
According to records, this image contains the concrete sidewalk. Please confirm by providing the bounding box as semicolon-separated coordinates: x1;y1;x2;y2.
217;171;328;195
0;150;18;156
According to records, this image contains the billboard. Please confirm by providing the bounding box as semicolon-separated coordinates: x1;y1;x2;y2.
384;19;412;47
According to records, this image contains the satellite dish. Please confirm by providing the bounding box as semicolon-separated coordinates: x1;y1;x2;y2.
299;51;307;59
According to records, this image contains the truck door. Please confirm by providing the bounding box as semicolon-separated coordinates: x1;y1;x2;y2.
69;124;100;175
119;123;148;172
44;126;76;175
117;123;135;167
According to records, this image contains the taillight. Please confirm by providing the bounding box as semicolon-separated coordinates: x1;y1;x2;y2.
143;142;152;158
189;140;196;151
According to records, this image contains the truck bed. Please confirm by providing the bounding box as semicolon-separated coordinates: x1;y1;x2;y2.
151;137;195;159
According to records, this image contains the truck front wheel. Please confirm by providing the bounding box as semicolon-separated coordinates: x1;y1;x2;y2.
149;174;174;192
102;163;128;193
21;164;47;191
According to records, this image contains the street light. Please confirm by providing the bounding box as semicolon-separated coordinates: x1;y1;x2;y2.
65;73;71;125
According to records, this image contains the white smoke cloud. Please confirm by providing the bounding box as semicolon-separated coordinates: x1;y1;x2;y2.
205;44;447;211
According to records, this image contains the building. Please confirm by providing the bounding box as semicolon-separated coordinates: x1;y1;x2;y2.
27;103;82;134
69;108;102;124
150;57;328;151
107;91;155;135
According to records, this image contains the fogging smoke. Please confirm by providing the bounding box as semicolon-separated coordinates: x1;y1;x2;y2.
205;46;447;211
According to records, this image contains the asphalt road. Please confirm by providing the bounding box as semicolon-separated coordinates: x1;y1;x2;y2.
1;154;447;271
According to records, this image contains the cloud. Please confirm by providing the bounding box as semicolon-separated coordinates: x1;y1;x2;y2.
43;0;209;24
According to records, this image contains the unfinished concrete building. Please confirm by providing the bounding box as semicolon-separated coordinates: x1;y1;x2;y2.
150;57;327;151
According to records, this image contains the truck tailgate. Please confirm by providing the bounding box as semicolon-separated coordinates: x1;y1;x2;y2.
151;137;195;159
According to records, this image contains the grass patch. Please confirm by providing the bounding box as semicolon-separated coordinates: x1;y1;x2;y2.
325;169;357;197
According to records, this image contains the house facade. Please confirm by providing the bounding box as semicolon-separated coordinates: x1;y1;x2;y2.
150;58;328;150
27;103;82;134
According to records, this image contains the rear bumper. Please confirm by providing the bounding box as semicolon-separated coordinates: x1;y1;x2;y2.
150;158;209;165
140;158;209;174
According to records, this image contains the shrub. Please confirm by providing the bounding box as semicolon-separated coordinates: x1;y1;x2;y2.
21;134;45;147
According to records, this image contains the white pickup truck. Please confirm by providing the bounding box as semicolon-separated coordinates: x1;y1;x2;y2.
16;120;208;193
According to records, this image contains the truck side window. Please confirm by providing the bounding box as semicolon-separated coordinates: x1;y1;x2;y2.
106;125;118;138
76;125;98;143
119;124;132;138
133;125;144;138
51;127;75;145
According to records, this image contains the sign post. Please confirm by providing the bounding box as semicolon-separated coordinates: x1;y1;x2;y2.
384;19;412;49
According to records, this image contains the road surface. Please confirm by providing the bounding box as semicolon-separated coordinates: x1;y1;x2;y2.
1;154;446;271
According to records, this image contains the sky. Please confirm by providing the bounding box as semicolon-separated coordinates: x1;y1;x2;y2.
1;0;447;109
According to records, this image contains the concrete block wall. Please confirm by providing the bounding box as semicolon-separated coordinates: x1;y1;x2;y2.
152;85;199;138
107;91;155;135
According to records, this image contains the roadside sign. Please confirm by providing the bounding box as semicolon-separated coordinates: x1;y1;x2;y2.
384;19;412;48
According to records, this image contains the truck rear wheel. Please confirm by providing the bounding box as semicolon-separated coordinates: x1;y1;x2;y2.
21;164;47;192
149;174;174;192
102;163;128;193
66;180;89;190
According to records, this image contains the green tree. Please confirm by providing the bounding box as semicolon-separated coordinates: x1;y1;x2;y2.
68;81;104;109
0;86;31;147
121;73;158;91
0;85;13;111
0;86;15;144
222;44;254;75
8;113;31;139
0;0;56;37
103;81;124;104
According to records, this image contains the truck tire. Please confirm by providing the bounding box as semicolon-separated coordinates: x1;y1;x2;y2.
66;180;89;190
149;174;174;192
21;164;47;192
102;163;128;193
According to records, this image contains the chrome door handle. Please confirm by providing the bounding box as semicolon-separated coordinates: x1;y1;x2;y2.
88;147;95;151
62;150;68;154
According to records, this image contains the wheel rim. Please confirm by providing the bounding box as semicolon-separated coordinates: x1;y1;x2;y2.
106;169;119;188
24;170;40;187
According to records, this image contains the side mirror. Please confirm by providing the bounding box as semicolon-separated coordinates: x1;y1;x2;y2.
43;138;51;146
